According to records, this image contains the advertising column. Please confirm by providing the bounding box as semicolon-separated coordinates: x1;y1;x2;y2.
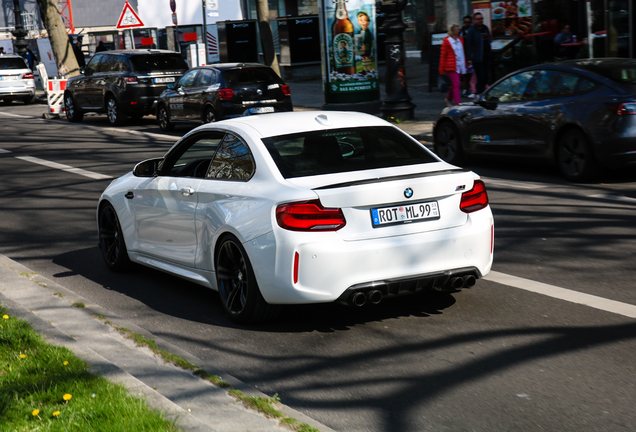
319;0;380;109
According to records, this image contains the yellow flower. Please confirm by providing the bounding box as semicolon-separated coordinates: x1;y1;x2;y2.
32;409;40;416
63;361;69;366
63;393;72;401
20;354;26;359
52;411;60;417
2;314;8;319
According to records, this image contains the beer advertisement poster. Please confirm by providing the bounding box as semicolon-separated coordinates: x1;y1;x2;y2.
320;0;380;104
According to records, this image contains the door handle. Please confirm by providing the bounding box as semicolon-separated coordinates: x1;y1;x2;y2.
180;187;195;196
125;191;134;199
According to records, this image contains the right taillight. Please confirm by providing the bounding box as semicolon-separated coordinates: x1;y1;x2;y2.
460;180;489;213
217;89;235;101
281;84;291;96
276;200;346;231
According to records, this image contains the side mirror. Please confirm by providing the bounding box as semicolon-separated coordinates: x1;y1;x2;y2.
177;86;185;95
133;158;163;177
84;68;94;76
476;94;499;110
167;83;174;90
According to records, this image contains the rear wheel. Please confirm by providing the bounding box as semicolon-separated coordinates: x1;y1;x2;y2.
64;93;83;122
157;104;174;131
106;96;126;126
434;121;463;165
215;235;280;324
98;203;131;272
556;129;599;182
203;106;216;124
23;94;36;104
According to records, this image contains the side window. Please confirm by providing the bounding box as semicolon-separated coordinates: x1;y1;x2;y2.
526;70;597;99
115;58;131;72
486;71;535;102
100;56;116;72
177;70;198;88
86;54;104;73
196;69;213;86
207;134;255;181
163;132;225;178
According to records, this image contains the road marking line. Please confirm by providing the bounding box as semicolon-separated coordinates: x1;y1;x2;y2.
0;112;29;118
589;194;636;204
482;178;548;189
15;156;112;180
485;271;636;319
0;148;11;153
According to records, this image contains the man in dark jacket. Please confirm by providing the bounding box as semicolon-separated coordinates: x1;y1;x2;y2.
464;12;492;95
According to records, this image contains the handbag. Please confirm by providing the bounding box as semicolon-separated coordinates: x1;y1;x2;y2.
438;74;451;93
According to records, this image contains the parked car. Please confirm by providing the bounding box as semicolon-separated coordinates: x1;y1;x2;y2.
0;54;36;104
156;63;292;132
433;58;636;181
97;111;494;323
64;49;188;126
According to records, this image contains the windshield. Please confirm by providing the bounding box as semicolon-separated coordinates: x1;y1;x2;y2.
223;68;281;86
0;58;28;70
129;54;188;73
262;127;438;179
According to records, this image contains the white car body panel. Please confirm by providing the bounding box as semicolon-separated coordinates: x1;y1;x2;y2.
98;111;494;306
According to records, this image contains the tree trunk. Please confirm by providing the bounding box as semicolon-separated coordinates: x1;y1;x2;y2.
36;0;80;77
255;0;280;77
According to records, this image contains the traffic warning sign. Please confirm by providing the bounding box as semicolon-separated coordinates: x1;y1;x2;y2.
116;1;145;29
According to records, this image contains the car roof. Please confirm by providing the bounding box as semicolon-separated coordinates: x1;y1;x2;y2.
196;63;272;71
0;54;24;59
98;49;180;56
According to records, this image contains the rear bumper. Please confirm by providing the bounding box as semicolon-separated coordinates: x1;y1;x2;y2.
247;207;494;304
219;100;294;119
595;136;636;168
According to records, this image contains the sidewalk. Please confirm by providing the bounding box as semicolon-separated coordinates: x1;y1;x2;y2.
0;254;336;432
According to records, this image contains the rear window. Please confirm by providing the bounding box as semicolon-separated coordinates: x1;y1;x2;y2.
223;68;280;86
262;127;438;179
129;54;188;73
0;58;28;70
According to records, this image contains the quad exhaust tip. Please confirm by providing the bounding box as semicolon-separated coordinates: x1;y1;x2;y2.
351;291;367;307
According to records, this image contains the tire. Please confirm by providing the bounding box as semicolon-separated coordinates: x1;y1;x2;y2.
98;203;131;272
64;93;84;122
556;129;599;182
23;94;36;105
434;121;463;165
106;96;126;126
157;104;174;131
215;235;281;324
203;106;216;124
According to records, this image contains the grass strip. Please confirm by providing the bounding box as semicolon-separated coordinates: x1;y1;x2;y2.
0;305;179;432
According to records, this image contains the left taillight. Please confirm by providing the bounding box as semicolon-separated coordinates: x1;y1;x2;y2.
22;72;34;80
124;76;138;84
460;180;489;213
217;89;235;101
281;85;291;96
276;200;346;231
607;102;636;115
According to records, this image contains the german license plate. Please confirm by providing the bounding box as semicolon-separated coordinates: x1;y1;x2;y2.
250;106;274;114
0;76;17;81
371;201;440;227
154;77;175;83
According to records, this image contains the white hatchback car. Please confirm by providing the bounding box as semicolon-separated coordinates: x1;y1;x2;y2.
0;54;36;104
97;111;494;323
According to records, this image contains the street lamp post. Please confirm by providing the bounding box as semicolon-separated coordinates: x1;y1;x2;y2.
12;0;29;58
376;0;415;121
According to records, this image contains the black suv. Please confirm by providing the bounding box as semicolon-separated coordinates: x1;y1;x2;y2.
64;50;188;126
156;63;292;131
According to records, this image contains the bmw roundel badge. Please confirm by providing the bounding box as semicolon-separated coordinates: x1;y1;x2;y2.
404;187;413;199
257;89;263;95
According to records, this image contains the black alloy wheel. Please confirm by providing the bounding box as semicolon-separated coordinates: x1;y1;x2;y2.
106;96;126;126
157;105;174;131
556;129;599;182
64;93;84;122
215;235;280;324
98;203;131;272
434;121;463;165
203;106;216;124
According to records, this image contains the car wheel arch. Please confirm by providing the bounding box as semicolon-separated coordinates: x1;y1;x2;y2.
551;123;595;161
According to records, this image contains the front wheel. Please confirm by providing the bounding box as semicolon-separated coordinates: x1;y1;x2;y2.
434;121;463;165
98;203;131;272
556;129;599;182
157;105;174;131
64;93;84;122
215;235;280;324
106;96;126;126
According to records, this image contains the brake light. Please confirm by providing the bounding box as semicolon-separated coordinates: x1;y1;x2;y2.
276;200;346;231
124;76;138;84
607;102;636;115
217;89;235;101
281;85;291;96
22;72;34;80
460;180;489;213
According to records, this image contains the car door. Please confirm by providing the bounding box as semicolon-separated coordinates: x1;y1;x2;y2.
515;70;598;157
132;131;225;267
184;68;213;121
169;69;198;121
74;54;103;108
463;71;536;154
85;54;114;108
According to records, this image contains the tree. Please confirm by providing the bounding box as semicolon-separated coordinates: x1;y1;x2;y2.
255;0;280;77
36;0;80;77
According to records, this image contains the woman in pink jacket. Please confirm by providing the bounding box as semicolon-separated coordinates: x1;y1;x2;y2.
439;24;467;106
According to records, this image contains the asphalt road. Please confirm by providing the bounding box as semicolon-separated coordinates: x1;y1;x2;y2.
1;103;636;432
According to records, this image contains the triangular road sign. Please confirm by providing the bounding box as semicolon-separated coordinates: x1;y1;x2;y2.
116;1;145;29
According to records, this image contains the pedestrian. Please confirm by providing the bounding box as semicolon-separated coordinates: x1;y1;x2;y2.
95;41;108;53
439;24;467;107
554;23;573;60
464;12;492;96
26;48;38;70
72;40;85;68
0;46;5;55
459;15;475;98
